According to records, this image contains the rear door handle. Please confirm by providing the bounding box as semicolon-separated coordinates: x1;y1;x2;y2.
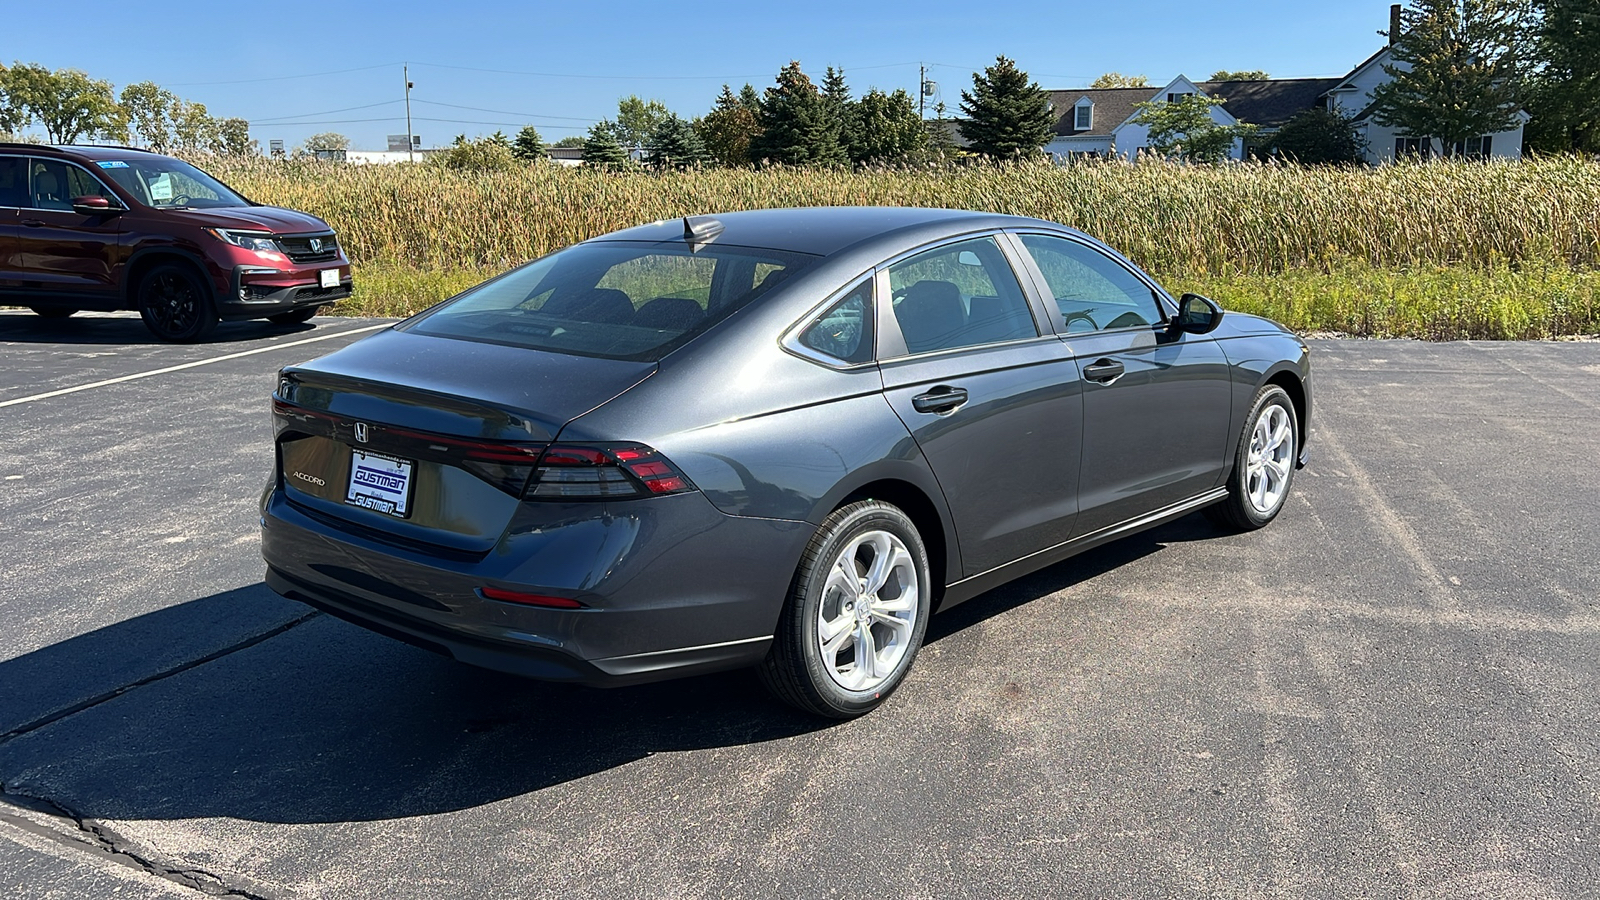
912;386;969;415
21;219;45;227
1083;358;1125;383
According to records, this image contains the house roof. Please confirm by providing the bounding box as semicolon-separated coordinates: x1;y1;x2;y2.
1046;87;1159;137
1195;78;1345;128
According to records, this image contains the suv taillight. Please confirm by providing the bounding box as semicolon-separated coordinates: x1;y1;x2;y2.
525;444;694;500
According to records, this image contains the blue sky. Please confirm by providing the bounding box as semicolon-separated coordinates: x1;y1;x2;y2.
8;1;1401;150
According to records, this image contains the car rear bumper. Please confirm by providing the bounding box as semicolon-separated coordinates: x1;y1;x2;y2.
259;486;813;686
219;264;353;320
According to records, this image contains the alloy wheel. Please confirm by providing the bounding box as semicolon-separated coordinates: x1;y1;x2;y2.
1246;404;1294;513
814;529;920;693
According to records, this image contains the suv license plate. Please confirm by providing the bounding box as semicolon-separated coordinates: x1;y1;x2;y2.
346;450;413;518
320;269;340;289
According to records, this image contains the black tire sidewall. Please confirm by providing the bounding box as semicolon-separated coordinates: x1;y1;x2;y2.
137;264;216;342
1231;387;1298;527
794;503;932;716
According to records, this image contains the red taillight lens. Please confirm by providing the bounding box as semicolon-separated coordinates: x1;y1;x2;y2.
478;587;585;609
524;444;694;500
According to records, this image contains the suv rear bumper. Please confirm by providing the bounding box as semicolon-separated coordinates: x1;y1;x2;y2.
219;264;353;320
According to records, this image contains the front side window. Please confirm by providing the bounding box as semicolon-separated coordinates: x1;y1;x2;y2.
1019;234;1164;333
406;241;817;361
887;236;1037;355
798;278;874;364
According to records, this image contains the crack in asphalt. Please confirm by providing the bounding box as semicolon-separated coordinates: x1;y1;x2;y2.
0;785;289;899
0;611;322;748
0;612;323;896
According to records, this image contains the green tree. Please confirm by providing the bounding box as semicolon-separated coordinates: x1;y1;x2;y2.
848;88;930;165
647;113;707;170
513;125;547;161
551;135;586;148
751;61;847;166
215;117;255;156
120;81;177;151
1131;94;1252;162
431;133;517;171
1090;73;1150;89
0;64;30;136
173;100;219;153
1264;107;1366;164
738;83;762;109
1210;70;1271;81
696;84;761;167
1370;0;1531;155
615;96;670;150
6;64;126;144
304;131;349;152
1525;0;1600;153
583;120;629;170
958;56;1055;158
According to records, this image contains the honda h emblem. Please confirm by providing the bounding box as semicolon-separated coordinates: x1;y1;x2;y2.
353;422;369;443
309;238;324;253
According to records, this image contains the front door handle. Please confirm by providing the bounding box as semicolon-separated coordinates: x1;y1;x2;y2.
21;219;46;228
912;386;969;415
1083;358;1125;383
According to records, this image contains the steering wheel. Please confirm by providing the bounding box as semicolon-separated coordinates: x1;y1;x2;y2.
1062;309;1099;333
169;194;192;207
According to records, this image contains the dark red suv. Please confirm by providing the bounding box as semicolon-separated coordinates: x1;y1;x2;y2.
0;144;351;341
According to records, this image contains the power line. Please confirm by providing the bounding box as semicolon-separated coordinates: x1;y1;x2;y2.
165;63;399;87
251;99;404;125
410;99;596;123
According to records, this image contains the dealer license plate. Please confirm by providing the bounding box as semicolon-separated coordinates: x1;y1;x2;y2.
346;450;413;518
320;268;340;289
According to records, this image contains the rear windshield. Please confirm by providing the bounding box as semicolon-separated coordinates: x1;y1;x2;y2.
403;241;818;361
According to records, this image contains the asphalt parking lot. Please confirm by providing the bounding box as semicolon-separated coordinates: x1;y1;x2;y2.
1;310;1598;900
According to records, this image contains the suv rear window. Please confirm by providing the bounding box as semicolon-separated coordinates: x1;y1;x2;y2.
404;241;817;361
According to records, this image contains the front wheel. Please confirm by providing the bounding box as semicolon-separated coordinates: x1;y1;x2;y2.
1206;384;1298;531
137;264;217;342
759;500;932;718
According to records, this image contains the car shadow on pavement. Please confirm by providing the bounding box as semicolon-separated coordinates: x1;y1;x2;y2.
0;311;314;345
0;515;1222;826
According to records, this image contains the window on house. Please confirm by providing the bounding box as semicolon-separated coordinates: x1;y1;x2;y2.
1452;136;1493;160
1395;137;1431;159
1074;102;1093;131
1168;92;1193;103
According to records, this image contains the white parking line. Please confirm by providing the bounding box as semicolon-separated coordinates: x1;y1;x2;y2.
0;324;390;409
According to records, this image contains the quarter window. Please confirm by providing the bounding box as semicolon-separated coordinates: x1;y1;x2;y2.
886;237;1037;355
1019;234;1164;333
798;278;874;364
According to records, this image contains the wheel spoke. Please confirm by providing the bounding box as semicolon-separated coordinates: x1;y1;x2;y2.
860;533;895;594
855;623;878;681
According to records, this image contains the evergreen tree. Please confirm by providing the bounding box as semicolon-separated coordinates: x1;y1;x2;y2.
1525;0;1600;153
1264;107;1366;164
821;66;852;158
583;120;629;170
696;85;761;167
750;61;847;166
848;88;930;165
647;113;707;169
1370;0;1531;154
958;56;1056;158
513;125;547;161
738;83;762;109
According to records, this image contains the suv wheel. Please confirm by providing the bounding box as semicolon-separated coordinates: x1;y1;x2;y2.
267;307;320;325
29;307;77;319
137;264;218;342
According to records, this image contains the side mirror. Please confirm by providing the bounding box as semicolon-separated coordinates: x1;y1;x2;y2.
72;195;124;217
1173;293;1223;335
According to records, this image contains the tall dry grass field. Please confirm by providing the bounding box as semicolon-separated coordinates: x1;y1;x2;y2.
203;156;1600;339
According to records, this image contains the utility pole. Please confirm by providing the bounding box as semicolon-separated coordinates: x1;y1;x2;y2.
404;65;414;163
919;64;926;119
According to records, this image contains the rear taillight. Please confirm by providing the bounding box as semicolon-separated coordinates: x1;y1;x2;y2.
525;444;694;500
478;587;586;609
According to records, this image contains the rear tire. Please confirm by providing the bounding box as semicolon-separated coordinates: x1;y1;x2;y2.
267;307;320;325
758;500;931;719
29;307;77;319
137;264;217;342
1206;384;1298;531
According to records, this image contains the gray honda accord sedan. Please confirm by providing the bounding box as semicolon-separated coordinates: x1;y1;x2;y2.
262;207;1310;717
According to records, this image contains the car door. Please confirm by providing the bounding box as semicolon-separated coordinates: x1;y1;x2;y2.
0;155;22;291
1013;232;1234;538
876;234;1084;577
12;157;124;304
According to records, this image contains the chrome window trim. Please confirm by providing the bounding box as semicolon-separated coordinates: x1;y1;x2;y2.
871;229;1044;362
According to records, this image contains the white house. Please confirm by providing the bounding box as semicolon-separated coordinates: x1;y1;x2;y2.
1041;4;1527;164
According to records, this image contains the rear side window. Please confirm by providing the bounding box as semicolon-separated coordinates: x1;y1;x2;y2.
406;241;818;361
798;278;874;364
887;236;1037;355
1019;234;1164;333
0;156;23;208
26;159;73;210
